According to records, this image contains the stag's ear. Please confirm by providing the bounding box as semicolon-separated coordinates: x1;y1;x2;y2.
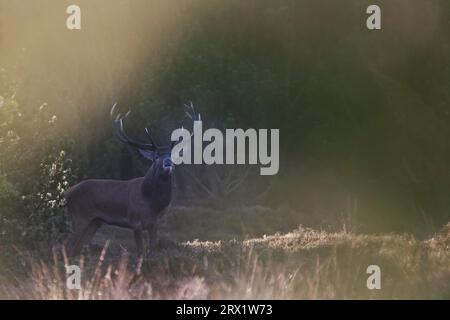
138;149;155;160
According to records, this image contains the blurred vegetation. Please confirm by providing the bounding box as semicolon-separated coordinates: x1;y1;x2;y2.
0;0;450;255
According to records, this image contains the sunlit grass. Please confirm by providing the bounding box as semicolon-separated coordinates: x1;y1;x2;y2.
1;222;449;299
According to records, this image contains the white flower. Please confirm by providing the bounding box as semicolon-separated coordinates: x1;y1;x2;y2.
50;164;57;175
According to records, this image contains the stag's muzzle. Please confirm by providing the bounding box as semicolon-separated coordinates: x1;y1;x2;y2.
163;158;173;174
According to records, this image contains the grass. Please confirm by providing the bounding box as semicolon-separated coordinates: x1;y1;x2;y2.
0;206;449;299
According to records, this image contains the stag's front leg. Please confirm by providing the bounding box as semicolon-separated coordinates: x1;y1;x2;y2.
133;228;144;257
146;222;158;252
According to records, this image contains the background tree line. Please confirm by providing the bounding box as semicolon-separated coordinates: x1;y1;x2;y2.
1;0;450;250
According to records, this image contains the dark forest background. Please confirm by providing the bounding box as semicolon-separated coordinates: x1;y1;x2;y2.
1;0;450;250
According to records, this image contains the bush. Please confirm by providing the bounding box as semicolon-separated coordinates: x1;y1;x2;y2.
20;150;76;246
0;78;77;249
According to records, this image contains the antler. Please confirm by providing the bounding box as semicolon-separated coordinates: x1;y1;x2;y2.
182;101;201;136
111;101;201;151
144;127;158;147
170;101;201;149
110;103;157;151
183;101;201;122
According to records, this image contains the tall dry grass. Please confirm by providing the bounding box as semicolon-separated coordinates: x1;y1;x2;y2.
1;224;449;299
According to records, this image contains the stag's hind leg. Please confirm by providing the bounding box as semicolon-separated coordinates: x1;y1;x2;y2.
67;219;102;257
65;220;89;257
79;219;102;248
65;206;88;256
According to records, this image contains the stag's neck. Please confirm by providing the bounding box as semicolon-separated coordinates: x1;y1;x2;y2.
141;165;172;211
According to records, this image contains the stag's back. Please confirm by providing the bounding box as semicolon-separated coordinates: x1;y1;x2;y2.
65;179;136;219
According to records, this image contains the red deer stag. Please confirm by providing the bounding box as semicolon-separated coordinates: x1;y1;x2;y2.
64;103;199;257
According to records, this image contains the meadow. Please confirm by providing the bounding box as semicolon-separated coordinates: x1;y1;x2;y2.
1;206;449;299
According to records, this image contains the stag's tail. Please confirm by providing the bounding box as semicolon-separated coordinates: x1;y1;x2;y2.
64;186;74;202
63;180;94;210
63;183;82;208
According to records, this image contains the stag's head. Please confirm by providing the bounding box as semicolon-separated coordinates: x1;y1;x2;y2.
110;102;199;178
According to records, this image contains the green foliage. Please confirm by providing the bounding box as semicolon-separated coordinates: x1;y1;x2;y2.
0;74;77;248
20;150;76;245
